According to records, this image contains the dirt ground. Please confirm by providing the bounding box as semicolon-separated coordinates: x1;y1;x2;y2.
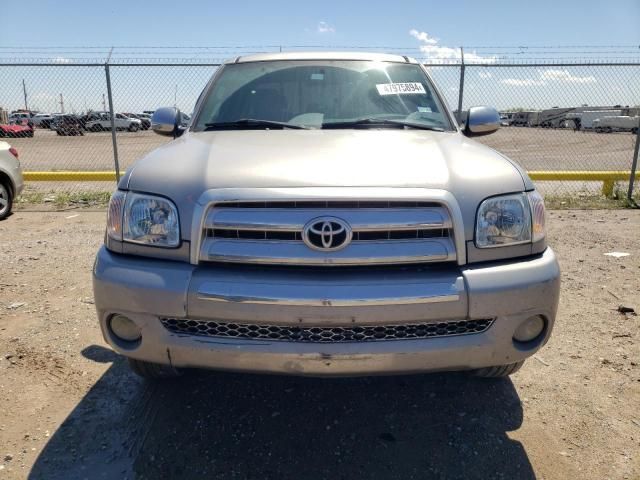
0;209;638;480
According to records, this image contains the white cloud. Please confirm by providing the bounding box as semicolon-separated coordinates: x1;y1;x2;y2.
409;29;496;64
478;71;492;79
501;78;546;86
501;68;597;87
317;21;335;34
409;29;438;45
539;69;596;83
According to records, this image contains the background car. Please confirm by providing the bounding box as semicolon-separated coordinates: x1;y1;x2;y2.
48;114;65;130
85;113;142;132
55;115;84;136
0;123;34;138
122;113;151;130
8;112;32;124
0;141;24;220
31;113;55;128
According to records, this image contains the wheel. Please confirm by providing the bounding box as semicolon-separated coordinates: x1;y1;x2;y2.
128;123;139;132
128;358;181;380
0;180;13;220
595;127;602;133
632;128;638;135
56;130;63;136
472;361;525;378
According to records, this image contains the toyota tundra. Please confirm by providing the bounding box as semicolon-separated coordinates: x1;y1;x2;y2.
92;52;560;379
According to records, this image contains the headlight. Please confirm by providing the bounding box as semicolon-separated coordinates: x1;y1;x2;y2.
106;191;180;247
123;193;180;247
475;193;530;248
475;191;546;248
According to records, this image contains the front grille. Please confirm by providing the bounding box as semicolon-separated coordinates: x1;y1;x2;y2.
208;228;448;241
160;318;493;343
199;199;457;266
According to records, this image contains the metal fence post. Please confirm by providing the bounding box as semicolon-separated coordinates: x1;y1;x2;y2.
627;126;639;204
456;47;465;125
104;58;120;182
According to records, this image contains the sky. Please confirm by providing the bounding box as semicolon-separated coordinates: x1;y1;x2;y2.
1;0;639;113
3;0;639;49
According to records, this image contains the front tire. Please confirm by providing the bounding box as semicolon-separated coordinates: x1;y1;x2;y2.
472;361;525;378
0;180;13;220
128;123;139;132
128;358;181;380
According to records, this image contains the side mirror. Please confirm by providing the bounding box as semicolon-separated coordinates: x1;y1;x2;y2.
463;106;500;137
151;107;186;138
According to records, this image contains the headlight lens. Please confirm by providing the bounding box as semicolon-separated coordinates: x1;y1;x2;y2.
475;191;547;248
475;193;532;248
122;193;180;247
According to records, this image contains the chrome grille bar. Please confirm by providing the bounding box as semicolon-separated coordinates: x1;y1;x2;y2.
207;208;452;231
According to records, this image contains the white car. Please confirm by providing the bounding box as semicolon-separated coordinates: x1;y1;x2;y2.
31;113;55;128
85;113;142;132
0;141;24;220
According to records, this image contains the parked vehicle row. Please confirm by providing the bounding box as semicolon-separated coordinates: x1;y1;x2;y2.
4;110;158;134
503;108;639;133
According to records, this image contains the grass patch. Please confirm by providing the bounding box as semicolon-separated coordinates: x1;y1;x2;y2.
544;195;637;209
17;190;112;208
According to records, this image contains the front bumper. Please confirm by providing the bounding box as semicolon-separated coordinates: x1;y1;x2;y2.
93;246;560;376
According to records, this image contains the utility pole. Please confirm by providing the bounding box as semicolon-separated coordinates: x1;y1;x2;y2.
174;84;178;108
59;94;65;114
456;47;465;125
102;93;106;111
22;79;28;111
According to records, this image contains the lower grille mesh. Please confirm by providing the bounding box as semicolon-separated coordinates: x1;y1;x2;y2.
160;318;493;343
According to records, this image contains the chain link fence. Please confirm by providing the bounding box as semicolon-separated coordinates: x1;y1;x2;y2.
0;55;638;201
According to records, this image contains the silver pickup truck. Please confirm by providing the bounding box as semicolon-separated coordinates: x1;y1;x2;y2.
93;52;560;380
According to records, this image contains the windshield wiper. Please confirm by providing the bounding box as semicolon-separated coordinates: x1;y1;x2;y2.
321;118;444;132
204;119;309;130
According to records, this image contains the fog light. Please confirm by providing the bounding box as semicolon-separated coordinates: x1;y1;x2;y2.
513;315;545;342
109;314;141;342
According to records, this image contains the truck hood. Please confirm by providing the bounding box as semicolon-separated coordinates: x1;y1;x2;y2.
124;129;529;239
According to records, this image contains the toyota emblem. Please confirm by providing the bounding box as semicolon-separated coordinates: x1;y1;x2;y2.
302;217;352;252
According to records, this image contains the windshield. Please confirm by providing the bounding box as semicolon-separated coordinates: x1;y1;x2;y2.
193;60;454;131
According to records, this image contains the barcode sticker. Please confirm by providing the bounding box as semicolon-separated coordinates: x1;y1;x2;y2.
376;82;426;95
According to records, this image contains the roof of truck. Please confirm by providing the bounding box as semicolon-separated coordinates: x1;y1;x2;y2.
228;51;419;65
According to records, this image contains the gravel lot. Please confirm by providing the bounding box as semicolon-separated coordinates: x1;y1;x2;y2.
9;127;638;173
0;209;638;479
